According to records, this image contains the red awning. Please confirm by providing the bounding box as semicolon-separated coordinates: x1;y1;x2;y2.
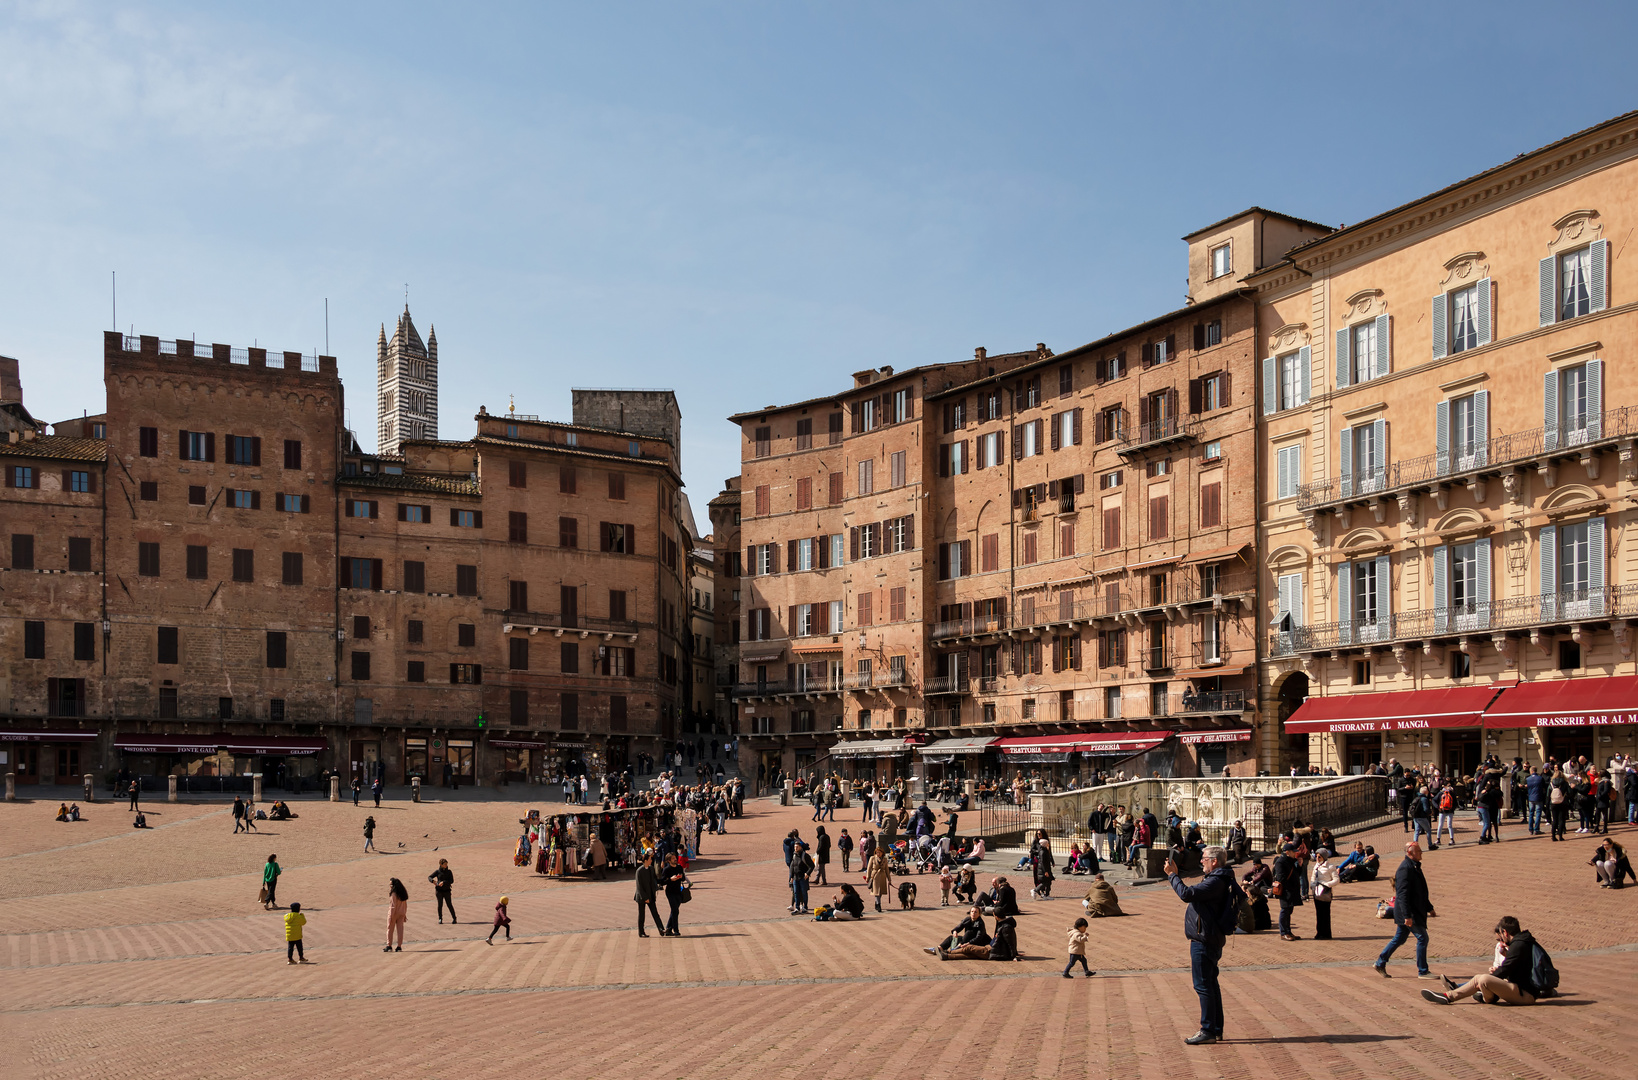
997;732;1171;756
216;736;329;756
1177;727;1253;745
0;730;100;742
114;734;224;754
1481;675;1638;729
1284;685;1505;734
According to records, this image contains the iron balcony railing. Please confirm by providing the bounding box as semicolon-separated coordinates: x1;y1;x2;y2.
503;609;641;634
1175;689;1246;714
733;679;794;697
1299;406;1638;510
931;612;1008;640
1269;584;1638;656
924;673;970;695
1144;645;1171;671
1121;415;1201;450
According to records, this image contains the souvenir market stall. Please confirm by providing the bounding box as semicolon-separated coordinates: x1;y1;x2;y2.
515;804;677;878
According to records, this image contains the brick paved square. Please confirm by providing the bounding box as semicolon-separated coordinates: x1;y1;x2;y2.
2;790;1633;1079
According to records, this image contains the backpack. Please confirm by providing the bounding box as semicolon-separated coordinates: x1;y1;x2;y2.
1530;942;1559;997
1439;789;1454;812
1215;876;1247;936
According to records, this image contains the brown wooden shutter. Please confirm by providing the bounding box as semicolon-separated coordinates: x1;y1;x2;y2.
601;523;612;552
251;491;262;510
903;513;915;549
881;391;891;423
939;444;950;477
850;527;859;561
939;543;950;578
960;439;969;473
788;606;797;636
251;436;262;466
787;539;797;569
398;503;407;521
1188;378;1202;414
1071;635;1082;670
959;540;971;575
1165;333;1175;359
905;385;914;418
852;404;862;433
624;522;634;554
1048;480;1059;499
1222;371;1232;403
1194;323;1205;350
746;544;755;573
1050;416;1061;451
371;559;383;591
1141;343;1153;368
1074;474;1085;494
1012;425;1023;460
301;494;310;513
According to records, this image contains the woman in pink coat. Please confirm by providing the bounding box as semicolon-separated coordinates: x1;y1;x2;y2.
384;878;408;952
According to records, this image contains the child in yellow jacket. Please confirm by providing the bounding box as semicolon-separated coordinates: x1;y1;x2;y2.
284;902;309;964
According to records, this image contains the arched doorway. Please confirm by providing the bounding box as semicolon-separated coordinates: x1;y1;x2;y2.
1276;671;1310;775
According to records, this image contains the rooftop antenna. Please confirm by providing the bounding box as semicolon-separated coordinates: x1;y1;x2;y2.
111;271;116;332
325;298;329;355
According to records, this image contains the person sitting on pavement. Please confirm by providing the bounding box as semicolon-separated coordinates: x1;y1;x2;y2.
55;803;70;822
938;913;1018;961
833;883;866;920
1422;916;1541;1005
957;837;986;865
928;906;989;955
1082;873;1125;917
1335;841;1366;881
978;876;1019;917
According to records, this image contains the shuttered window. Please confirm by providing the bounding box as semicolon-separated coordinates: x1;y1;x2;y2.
1199;482;1221;528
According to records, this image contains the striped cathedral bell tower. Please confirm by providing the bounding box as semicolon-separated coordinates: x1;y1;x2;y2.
376;305;439;456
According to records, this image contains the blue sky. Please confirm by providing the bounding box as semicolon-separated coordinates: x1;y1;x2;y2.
3;1;1635;512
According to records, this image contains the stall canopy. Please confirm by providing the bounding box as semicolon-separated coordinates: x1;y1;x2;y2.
0;730;99;742
113;734;329;755
1480;675;1638;729
1177;727;1253;744
1283;685;1506;734
996;732;1171;757
829;739;915;758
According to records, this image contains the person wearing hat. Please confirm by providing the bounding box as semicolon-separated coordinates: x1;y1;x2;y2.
1310;849;1339;939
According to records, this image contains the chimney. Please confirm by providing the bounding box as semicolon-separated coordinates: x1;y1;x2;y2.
974;347;987;361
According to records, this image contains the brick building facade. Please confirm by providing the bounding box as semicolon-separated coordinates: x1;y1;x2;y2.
1;331;689;789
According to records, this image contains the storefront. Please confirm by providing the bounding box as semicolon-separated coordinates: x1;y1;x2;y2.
829;738;914;783
0;730;100;784
1480;674;1638;767
491;738;548;783
917;736;999;790
1176;727;1254;776
218;736;328;791
995;732;1174;787
404;737;431;782
1283;685;1506;774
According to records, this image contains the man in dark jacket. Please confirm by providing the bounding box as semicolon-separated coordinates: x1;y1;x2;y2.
1374;841;1436;978
1165;845;1238;1045
1422;916;1539;1005
634;853;662;937
978;876;1019;917
1271;843;1304;939
931;906;990;954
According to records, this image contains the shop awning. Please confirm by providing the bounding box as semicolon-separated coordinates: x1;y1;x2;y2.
490;739;550;749
113;734;224;754
1178;727;1253;745
792;640;845;655
1181;543;1251;565
0;730;100;741
829;739;914;757
1127;554;1181;571
1481;675;1638;729
739;647;786;663
918;737;998;755
216;736;329;756
997;732;1171;756
1284;685;1505;734
1174;663;1252;680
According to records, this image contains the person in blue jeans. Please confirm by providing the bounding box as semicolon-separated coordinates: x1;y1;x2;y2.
1164;845;1237;1045
1525;766;1546;835
1409;788;1433;849
1374;841;1436;979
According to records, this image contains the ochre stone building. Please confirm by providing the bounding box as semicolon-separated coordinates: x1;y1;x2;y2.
1;325;691;788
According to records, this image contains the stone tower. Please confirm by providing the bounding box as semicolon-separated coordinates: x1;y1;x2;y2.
376;306;439;455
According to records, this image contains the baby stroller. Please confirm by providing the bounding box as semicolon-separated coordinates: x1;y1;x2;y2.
887;841;913;876
912;834;939;874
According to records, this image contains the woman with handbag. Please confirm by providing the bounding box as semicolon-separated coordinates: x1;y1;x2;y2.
660;851;690;935
1271;842;1304;940
1310;849;1339;939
